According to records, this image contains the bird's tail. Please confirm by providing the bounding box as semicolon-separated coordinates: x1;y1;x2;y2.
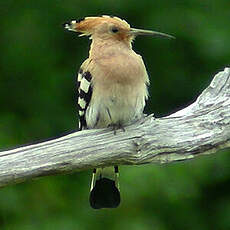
89;166;120;209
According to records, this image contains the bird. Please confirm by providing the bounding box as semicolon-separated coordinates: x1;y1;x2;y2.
63;15;174;209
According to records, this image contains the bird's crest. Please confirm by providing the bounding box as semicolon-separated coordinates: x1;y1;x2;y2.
63;15;130;37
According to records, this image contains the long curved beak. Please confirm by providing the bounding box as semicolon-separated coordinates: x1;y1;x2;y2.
130;28;175;39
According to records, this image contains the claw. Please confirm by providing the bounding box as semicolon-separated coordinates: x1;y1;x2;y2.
109;123;125;135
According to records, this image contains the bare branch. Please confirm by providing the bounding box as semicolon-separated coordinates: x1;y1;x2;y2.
1;68;230;188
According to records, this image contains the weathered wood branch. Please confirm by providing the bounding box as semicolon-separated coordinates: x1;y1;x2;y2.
1;68;230;188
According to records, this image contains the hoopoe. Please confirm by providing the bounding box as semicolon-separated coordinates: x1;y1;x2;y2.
64;15;174;209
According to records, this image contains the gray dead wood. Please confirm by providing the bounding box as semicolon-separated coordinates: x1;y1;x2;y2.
0;68;230;188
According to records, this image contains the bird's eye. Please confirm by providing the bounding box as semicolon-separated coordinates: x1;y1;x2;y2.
111;26;119;33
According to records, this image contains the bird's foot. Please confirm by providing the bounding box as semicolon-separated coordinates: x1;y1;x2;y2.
109;123;125;135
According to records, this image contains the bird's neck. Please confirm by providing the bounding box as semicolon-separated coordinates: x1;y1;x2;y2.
89;38;132;59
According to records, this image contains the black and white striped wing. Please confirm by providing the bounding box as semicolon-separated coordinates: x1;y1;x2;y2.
77;68;93;130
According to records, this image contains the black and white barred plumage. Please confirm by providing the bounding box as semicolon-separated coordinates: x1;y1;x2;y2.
77;68;92;131
77;67;120;209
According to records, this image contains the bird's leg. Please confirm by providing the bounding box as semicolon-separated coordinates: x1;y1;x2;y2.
110;123;125;135
118;123;126;133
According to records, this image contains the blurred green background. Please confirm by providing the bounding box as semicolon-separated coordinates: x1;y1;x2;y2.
0;0;230;229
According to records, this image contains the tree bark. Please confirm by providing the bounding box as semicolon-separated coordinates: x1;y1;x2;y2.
0;68;230;188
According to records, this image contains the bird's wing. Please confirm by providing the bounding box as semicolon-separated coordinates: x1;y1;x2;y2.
77;64;93;130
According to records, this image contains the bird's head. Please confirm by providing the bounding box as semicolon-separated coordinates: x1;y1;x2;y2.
63;15;175;43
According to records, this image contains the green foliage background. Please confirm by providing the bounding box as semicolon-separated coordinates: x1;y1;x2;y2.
0;0;230;229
